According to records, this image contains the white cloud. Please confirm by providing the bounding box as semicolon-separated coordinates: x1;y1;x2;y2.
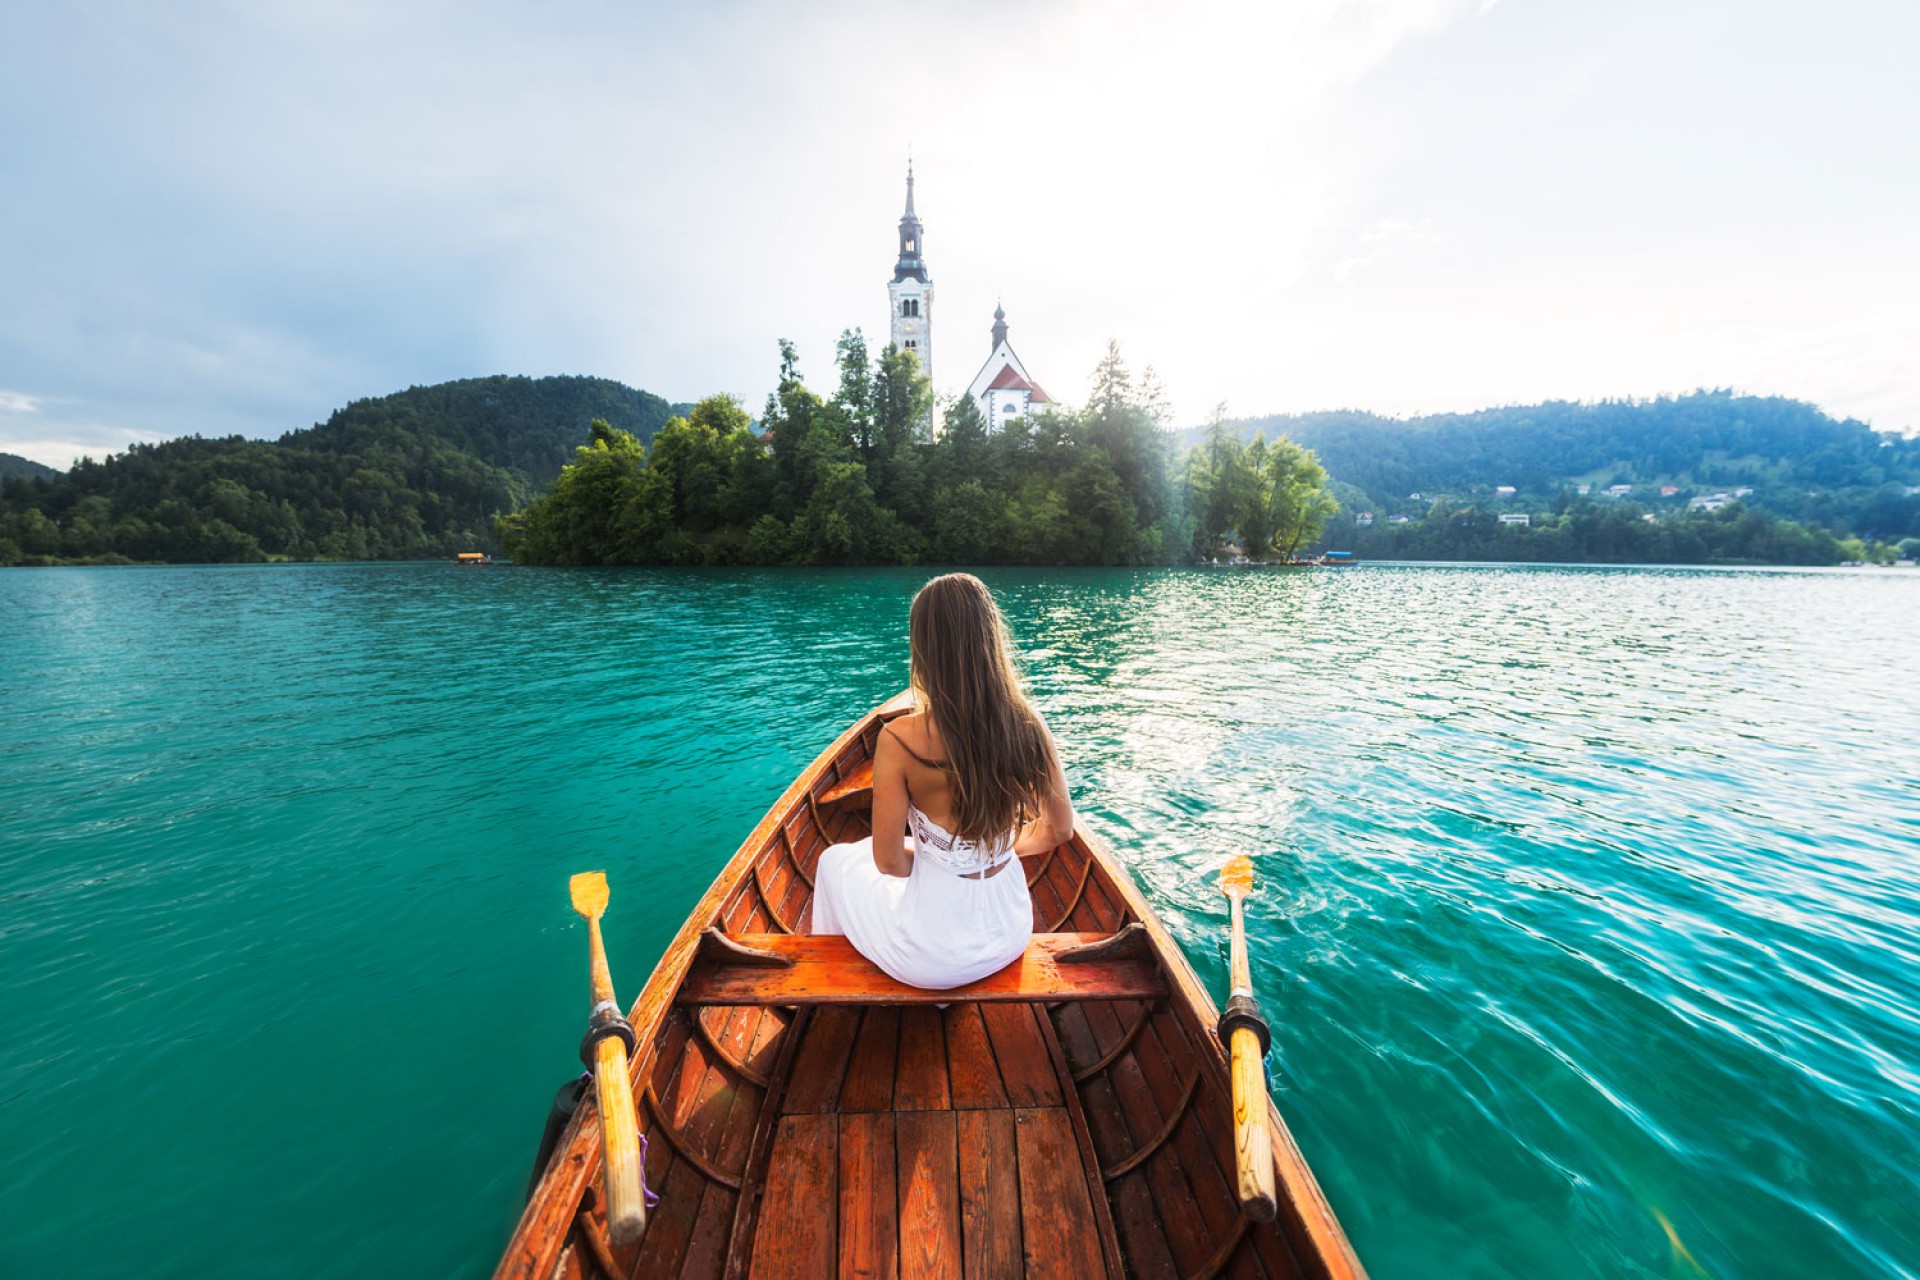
0;0;1915;456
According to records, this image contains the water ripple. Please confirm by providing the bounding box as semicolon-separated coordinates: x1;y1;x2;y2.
2;563;1917;1279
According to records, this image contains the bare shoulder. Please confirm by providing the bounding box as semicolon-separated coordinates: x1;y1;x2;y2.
888;710;941;755
871;718;905;778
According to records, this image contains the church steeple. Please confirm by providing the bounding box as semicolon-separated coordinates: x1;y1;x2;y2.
893;162;928;284
991;302;1008;351
887;160;933;435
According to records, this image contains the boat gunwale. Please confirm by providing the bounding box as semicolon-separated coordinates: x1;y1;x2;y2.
1070;822;1368;1280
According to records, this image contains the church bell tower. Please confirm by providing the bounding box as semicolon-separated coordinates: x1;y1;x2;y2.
887;162;933;396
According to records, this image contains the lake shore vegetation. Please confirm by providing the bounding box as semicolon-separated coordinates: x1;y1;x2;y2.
501;336;1343;567
0;377;673;567
4;359;1914;569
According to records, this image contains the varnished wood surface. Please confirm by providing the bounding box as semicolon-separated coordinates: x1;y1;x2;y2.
571;874;648;1247
817;757;875;808
497;691;1369;1280
677;932;1169;1006
1223;861;1280;1223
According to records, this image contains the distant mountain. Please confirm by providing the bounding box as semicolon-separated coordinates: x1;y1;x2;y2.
0;375;677;564
1205;391;1920;540
0;452;57;482
298;375;678;485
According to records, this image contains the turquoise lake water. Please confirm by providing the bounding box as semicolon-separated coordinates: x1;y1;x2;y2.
2;562;1917;1279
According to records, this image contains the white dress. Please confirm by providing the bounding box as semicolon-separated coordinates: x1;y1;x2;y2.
810;803;1033;989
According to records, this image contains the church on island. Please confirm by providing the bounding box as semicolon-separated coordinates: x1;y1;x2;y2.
886;165;1053;437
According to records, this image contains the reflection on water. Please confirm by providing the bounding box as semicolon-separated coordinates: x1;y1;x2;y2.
2;562;1917;1279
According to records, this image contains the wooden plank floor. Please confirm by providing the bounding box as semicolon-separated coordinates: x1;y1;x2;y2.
713;836;1294;1279
747;1001;1108;1279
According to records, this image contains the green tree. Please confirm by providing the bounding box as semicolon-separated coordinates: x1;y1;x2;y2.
834;330;875;460
763;339;830;519
934;393;989;490
871;343;932;512
930;477;1012;563
646;396;754;534
790;461;892;564
1264;439;1340;558
501;420;648;565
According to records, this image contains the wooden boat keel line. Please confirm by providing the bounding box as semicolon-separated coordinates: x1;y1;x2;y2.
1100;1067;1204;1182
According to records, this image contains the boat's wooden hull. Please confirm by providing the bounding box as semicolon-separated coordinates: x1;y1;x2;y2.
499;693;1366;1279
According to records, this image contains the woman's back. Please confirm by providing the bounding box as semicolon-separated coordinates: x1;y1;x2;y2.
883;712;960;831
807;573;1076;989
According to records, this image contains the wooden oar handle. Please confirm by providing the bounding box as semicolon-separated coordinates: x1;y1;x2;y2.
580;907;648;1245
1227;1023;1278;1221
592;1033;648;1246
1219;881;1278;1221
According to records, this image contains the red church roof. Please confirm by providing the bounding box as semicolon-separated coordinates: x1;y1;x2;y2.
985;365;1033;393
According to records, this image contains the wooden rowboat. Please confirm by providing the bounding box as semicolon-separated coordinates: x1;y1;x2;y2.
499;692;1368;1279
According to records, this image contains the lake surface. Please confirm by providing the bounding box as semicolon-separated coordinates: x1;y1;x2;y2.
3;562;1917;1279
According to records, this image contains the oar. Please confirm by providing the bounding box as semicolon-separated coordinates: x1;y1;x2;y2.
1218;856;1278;1222
569;871;648;1246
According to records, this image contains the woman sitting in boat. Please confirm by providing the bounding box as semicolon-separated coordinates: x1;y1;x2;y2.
811;573;1076;989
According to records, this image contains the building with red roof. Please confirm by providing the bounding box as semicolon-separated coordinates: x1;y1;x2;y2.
881;166;1052;438
963;303;1053;431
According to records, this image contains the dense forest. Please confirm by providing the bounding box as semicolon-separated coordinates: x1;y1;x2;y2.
0;452;57;483
1214;393;1920;549
0;376;674;564
503;335;1337;567
5;362;1915;569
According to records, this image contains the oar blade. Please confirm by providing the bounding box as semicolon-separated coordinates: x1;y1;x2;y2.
1218;855;1254;900
569;871;609;919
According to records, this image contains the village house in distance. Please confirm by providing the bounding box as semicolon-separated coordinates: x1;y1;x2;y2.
886;164;1053;437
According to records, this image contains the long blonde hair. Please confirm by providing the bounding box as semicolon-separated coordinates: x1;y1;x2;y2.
908;574;1054;845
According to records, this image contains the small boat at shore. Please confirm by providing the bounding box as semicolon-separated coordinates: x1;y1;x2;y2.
498;692;1367;1279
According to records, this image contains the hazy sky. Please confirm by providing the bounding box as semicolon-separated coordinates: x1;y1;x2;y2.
2;0;1914;468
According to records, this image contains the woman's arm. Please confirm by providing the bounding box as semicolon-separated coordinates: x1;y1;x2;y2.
868;728;915;877
1013;722;1076;856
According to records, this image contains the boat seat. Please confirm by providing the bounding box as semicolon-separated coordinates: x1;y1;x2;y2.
816;758;874;809
677;924;1166;1006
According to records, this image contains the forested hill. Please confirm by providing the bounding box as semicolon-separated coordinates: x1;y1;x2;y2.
302;376;677;484
0;452;57;482
0;375;676;564
1213;391;1920;537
